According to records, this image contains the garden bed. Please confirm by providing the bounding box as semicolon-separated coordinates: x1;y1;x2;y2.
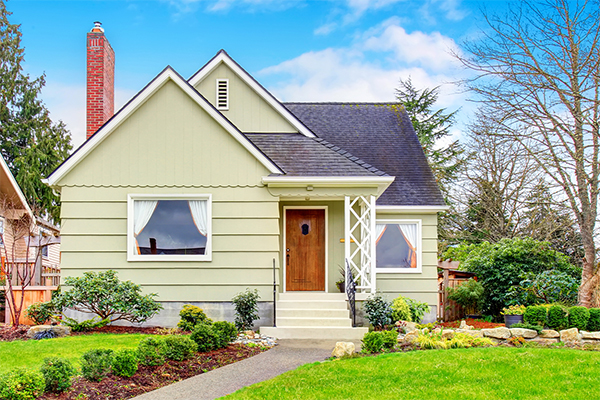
0;324;163;342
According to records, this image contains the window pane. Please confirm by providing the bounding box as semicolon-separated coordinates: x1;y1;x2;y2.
135;200;207;255
376;223;417;268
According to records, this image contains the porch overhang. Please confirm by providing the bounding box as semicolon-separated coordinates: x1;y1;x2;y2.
262;176;395;199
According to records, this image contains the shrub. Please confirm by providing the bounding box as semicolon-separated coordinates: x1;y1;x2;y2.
26;301;58;325
112;349;138;378
381;330;398;349
232;288;260;331
405;298;431;323
137;337;166;366
509;323;544;334
547;305;568;331
40;357;76;393
191;323;220;352
501;305;526;315
447;278;484;316
523;305;547;326
212;321;237;347
363;293;392;329
361;331;385;353
512;270;580;306
390;296;412;322
0;368;45;400
588;308;600;331
62;316;109;332
80;349;114;382
568;306;590;330
55;270;162;324
177;305;212;331
163;335;198;361
33;330;58;340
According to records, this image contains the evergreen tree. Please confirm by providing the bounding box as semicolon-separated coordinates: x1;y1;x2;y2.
0;1;71;222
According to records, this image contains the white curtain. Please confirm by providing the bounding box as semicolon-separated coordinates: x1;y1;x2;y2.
397;223;417;250
375;224;387;244
133;200;158;253
188;200;208;236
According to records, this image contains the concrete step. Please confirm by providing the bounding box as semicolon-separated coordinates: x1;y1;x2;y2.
279;292;347;301
277;308;350;319
276;317;353;327
277;300;349;310
260;326;368;340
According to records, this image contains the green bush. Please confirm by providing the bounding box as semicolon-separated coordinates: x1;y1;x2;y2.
390;296;412;322
523;305;547;327
363;293;392;329
447;278;484;316
177;305;212;331
137;337;166;366
55;270;162;324
191;323;220;352
381;330;398;349
232;288;260;331
361;331;385;353
0;368;45;400
212;321;238;347
547;305;568;331
588;308;600;331
62;316;109;332
112;349;138;378
26;301;58;325
40;357;76;393
512;270;579;306
509;323;544;334
80;349;114;382
163;335;198;361
405;298;431;323
568;306;590;330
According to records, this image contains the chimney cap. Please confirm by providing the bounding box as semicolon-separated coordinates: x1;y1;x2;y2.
91;21;104;33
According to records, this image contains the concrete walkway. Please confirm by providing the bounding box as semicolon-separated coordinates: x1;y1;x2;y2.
132;340;342;400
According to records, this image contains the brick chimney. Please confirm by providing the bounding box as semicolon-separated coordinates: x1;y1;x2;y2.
86;22;115;139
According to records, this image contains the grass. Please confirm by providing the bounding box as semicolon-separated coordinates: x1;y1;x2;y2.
0;333;151;373
225;347;600;400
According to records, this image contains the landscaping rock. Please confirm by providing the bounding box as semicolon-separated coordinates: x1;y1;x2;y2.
26;325;71;338
331;342;356;358
459;330;484;338
403;330;419;343
582;340;600;346
441;330;455;340
539;329;559;338
580;331;600;340
432;328;442;335
509;328;538;339
482;327;511;339
459;320;474;330
399;321;418;333
530;338;559;345
559;328;581;344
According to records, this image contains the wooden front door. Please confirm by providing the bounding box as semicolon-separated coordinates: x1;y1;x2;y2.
285;209;325;291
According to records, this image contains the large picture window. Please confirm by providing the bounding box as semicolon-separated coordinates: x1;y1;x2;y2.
375;219;421;273
127;195;212;261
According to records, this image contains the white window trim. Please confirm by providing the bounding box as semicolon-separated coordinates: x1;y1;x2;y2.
127;194;212;262
375;218;422;274
216;79;229;110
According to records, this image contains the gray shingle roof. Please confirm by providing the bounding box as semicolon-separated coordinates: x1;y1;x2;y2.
283;103;445;206
245;133;388;177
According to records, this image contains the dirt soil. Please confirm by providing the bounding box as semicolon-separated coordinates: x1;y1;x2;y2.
438;318;505;329
39;344;266;400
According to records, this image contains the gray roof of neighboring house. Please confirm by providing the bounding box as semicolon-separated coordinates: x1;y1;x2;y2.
245;133;388;177
283;102;445;206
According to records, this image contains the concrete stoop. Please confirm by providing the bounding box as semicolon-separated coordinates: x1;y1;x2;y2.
260;292;368;340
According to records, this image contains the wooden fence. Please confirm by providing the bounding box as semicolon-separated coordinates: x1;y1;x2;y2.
3;286;57;325
438;260;477;322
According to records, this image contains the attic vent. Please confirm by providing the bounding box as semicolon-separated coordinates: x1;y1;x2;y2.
216;79;229;110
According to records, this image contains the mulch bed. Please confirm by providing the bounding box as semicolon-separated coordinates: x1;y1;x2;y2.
438;318;505;329
0;324;165;342
39;344;265;400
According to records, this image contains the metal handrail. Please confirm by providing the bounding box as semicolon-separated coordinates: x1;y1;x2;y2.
272;258;277;327
345;259;357;328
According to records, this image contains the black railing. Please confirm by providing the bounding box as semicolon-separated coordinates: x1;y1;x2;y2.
345;259;357;327
273;258;277;327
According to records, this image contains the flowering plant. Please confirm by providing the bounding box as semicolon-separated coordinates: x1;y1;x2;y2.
501;305;526;315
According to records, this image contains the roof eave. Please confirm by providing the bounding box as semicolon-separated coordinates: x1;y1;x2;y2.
262;175;395;197
376;205;450;214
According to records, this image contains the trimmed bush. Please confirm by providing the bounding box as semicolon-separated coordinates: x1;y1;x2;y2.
191;323;220;352
588;308;600;331
390;296;412;323
0;368;45;400
213;321;237;348
381;330;398;349
568;306;590;331
163;335;198;361
232;288;261;331
80;349;114;382
177;305;212;331
509;323;544;334
363;293;392;329
112;349;139;378
523;305;547;327
361;331;385;353
26;301;58;325
40;357;76;393
137;337;166;366
547;305;568;331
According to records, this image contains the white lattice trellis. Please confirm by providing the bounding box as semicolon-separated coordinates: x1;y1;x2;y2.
344;195;376;292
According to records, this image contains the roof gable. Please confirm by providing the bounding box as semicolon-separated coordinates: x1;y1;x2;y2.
0;155;33;218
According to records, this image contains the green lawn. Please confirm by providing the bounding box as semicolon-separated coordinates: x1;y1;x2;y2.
0;333;151;373
225;347;600;400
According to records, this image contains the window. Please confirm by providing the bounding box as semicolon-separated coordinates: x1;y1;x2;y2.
127;195;212;261
40;228;50;258
375;220;421;273
216;79;229;110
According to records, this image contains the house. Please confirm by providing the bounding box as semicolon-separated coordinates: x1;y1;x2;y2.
44;24;446;339
1;154;61;325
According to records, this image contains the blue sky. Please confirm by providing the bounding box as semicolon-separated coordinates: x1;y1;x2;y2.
8;0;513;147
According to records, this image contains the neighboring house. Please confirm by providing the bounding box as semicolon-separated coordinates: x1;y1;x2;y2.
44;25;446;338
1;155;61;325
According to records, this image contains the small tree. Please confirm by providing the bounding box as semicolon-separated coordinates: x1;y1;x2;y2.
447;278;484;316
56;270;162;324
231;288;260;331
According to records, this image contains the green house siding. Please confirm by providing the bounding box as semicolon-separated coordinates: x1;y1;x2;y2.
194;62;297;133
